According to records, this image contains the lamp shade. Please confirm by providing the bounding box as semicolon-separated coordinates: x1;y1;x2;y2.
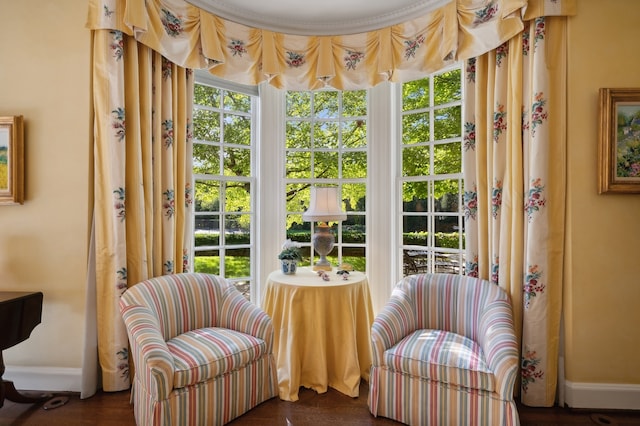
302;187;347;222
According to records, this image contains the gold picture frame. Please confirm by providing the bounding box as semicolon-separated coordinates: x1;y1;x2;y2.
599;88;640;194
0;115;24;204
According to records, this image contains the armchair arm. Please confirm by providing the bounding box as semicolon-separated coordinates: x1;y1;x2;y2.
477;299;519;401
370;292;416;366
218;287;275;353
120;304;175;401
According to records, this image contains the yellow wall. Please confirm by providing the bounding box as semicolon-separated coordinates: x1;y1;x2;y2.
0;0;638;398
565;0;640;384
0;0;90;371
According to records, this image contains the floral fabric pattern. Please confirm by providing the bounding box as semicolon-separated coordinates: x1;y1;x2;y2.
525;178;546;222
463;14;570;407
524;264;546;309
86;0;576;92
525;92;549;137
521;347;544;393
404;34;425;60
91;29;194;392
464;186;478;220
491;180;503;218
493;104;507;143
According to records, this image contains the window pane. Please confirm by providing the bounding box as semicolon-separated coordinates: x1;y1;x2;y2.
195;180;220;212
223;146;251;176
342;120;367;148
314;151;339;178
343;90;367;117
403;79;430;111
193;109;220;141
285;184;309;213
342;151;367;179
224;114;251;146
402;112;429;144
286;151;311;179
403;181;430;213
403;216;427;245
343;216;365;243
194;215;219;243
434;106;462;140
343;246;366;271
286;92;311;117
313;122;339;149
225;182;251;213
285;89;367;273
194;249;220;274
314;91;339;118
342;183;366;212
434;251;462;274
434;69;462;105
402;145;430;176
225;214;250;242
193;80;255;296
435;216;460;249
225;248;251;278
194;85;220;108
286;121;311;149
434;180;460;212
193;144;220;175
223;91;251;113
433;142;461;174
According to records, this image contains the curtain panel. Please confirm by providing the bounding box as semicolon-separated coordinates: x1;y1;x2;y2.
84;0;579;91
91;29;194;391
463;15;569;407
86;0;576;396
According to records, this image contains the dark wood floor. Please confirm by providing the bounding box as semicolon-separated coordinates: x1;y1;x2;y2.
2;383;640;425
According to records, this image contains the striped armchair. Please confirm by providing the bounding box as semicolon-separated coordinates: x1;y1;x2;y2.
119;273;277;425
369;273;519;426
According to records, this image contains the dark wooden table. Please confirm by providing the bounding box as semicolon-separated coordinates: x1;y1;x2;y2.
0;291;45;408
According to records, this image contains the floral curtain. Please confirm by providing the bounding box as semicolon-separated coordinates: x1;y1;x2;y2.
463;10;573;406
86;0;530;91
91;29;194;391
86;0;576;394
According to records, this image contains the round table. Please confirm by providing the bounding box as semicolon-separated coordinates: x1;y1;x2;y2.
262;267;374;402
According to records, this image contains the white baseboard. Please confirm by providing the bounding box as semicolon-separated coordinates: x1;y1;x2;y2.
564;380;640;410
3;366;82;393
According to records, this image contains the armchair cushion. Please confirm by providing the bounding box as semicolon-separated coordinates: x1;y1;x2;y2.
120;273;277;425
168;327;268;388
369;273;519;426
384;328;494;392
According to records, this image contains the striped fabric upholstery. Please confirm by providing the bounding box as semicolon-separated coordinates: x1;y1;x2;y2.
369;273;519;426
384;329;494;392
120;273;277;426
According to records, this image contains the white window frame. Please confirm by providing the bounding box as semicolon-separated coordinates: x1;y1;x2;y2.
193;70;260;302
194;66;463;313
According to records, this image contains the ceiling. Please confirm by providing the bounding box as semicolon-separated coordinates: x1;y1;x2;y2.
186;0;452;36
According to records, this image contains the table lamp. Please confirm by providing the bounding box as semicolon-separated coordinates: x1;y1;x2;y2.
302;186;347;271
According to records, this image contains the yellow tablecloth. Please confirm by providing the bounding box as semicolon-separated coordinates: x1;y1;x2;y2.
263;267;374;402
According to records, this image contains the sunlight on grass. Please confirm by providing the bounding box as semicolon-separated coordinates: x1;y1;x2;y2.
195;255;366;275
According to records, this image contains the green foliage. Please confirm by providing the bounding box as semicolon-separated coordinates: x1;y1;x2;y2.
193;72;463;266
278;247;302;261
403;232;462;249
0;164;7;188
616;106;640;177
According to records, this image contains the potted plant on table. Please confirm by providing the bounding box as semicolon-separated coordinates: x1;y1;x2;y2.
278;239;302;275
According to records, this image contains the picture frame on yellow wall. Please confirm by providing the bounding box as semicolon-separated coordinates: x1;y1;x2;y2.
0;115;24;204
599;88;640;194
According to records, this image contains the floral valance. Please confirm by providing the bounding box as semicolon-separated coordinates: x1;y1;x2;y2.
86;0;576;90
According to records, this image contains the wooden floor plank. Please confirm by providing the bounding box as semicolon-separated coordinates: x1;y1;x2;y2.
2;384;639;425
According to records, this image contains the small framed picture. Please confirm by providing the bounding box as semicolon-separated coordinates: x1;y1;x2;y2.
0;115;24;204
599;88;640;194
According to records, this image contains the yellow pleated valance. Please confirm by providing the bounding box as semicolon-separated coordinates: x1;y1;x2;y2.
86;0;576;90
